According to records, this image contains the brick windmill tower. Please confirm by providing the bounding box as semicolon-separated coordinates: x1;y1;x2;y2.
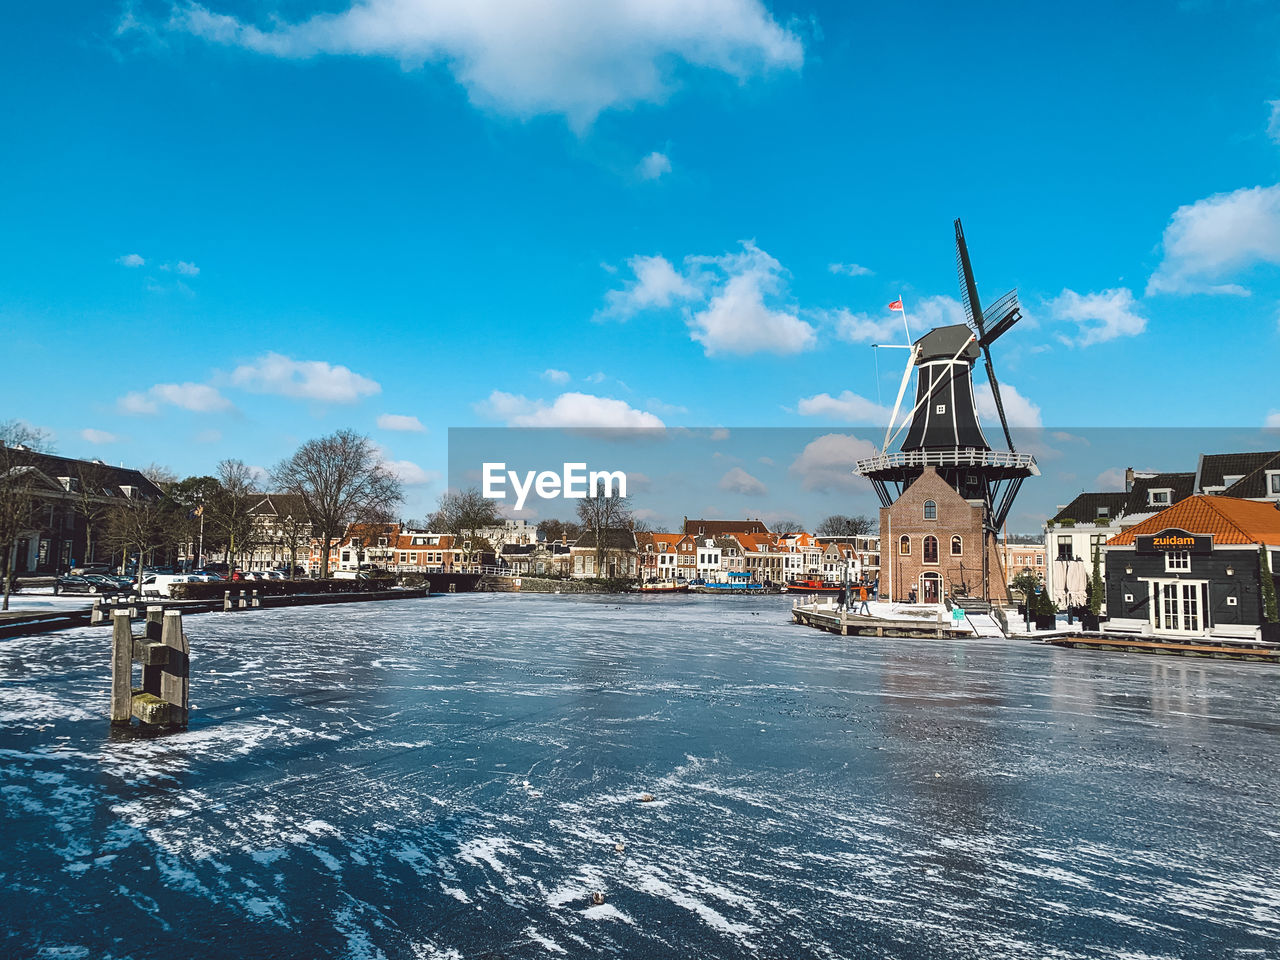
855;220;1038;605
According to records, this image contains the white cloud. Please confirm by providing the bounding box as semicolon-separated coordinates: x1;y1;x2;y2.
167;0;803;127
542;368;571;384
827;308;903;345
1266;410;1280;429
585;371;607;384
1050;288;1145;346
80;428;119;444
788;433;878;492
1147;184;1280;295
974;382;1042;429
476;390;664;428
719;466;767;496
118;382;232;415
377;413;426;432
828;262;872;277
830;296;964;346
600;254;700;319
638;151;672;180
687;243;816;356
1094;467;1128;492
384;458;439;486
116;253;145;267
230;352;380;403
796;390;889;424
175;260;200;276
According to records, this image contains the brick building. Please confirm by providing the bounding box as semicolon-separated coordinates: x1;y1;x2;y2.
880;467;1006;604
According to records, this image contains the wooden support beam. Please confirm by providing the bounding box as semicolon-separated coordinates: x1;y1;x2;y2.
141;606;165;698
130;692;170;725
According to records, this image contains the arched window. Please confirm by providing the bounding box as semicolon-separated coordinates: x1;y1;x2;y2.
951;535;963;556
899;535;911;556
923;535;939;564
923;499;937;520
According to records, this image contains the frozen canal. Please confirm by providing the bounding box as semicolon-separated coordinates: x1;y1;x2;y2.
2;594;1278;959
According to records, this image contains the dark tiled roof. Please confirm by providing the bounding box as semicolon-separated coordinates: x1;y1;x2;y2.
249;493;314;520
575;528;637;550
7;448;163;499
1221;452;1280;499
1197;451;1280;491
1050;492;1130;524
682;518;770;536
1123;472;1195;516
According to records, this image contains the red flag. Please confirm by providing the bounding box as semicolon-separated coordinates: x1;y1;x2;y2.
887;299;903;311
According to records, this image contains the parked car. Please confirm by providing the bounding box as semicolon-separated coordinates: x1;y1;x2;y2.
139;574;201;598
82;574;130;593
56;575;99;594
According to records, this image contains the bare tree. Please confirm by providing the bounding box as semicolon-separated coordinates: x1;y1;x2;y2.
431;487;501;570
272;430;402;578
771;518;806;536
816;514;875;537
576;480;633;575
208;459;259;570
536;518;582;543
0;421;52;610
68;461;114;569
105;487;171;578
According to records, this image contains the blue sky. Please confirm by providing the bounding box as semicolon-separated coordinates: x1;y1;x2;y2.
4;0;1280;522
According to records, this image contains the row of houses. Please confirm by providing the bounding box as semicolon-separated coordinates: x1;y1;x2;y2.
287;517;882;584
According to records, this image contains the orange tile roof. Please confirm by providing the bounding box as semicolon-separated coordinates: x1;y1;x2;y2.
1108;495;1280;546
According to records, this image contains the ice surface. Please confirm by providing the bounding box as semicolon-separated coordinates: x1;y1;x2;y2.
2;593;1278;958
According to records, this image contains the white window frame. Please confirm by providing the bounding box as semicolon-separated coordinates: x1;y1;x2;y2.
1148;488;1172;506
1165;550;1190;573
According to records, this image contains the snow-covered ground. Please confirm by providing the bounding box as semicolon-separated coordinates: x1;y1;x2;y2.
0;587;94;613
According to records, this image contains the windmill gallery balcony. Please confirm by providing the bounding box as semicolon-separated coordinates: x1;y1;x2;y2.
855;448;1039;481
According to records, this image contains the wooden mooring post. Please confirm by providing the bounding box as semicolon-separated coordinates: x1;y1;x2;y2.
110;608;189;729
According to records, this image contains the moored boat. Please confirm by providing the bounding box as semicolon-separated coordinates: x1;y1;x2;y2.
782;578;843;595
633;581;691;593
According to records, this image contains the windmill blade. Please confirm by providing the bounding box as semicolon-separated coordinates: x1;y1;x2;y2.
981;345;1017;452
954;218;986;337
979;289;1022;346
883;344;918;453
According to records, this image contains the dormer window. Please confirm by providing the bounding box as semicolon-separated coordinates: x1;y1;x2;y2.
923;499;937;520
120;485;136;499
1096;506;1109;518
1268;471;1280;497
1148;488;1171;506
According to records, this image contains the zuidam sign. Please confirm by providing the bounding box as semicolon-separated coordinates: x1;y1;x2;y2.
1135;528;1213;554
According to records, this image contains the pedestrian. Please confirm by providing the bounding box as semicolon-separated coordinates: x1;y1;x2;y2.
908;587;917;604
858;584;870;615
836;586;847;609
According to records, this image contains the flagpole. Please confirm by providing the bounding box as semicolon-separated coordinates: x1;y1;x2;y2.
899;293;911;344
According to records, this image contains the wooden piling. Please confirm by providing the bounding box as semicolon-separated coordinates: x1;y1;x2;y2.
110;611;133;725
160;610;189;728
223;590;232;612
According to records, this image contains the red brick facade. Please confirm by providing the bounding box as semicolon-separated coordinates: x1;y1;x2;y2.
880;467;1008;603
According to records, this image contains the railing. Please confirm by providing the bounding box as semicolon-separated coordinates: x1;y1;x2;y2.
855;449;1038;474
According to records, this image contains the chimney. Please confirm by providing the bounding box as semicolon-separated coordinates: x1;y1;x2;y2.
1124;467;1135;493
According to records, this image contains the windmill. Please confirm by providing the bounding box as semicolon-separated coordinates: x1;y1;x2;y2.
856;219;1038;602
